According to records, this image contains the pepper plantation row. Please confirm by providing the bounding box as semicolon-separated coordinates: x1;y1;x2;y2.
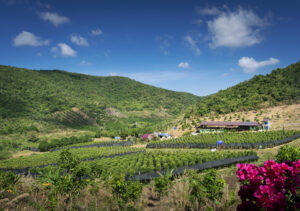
147;130;300;149
50;140;133;151
82;150;257;180
0;146;143;169
0;147;258;181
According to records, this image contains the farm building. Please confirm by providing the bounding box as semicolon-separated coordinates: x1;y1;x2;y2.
197;121;262;132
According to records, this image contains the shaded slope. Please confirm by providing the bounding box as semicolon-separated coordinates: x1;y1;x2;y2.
0;65;199;131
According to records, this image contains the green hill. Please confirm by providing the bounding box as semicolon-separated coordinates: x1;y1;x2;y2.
187;61;300;117
0;65;199;134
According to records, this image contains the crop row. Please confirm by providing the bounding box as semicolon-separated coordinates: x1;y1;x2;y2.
83;150;257;180
0;149;258;181
51;141;133;151
146;130;300;149
0;146;143;169
38;135;93;152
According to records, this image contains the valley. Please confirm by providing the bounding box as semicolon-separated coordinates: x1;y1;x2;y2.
0;62;299;210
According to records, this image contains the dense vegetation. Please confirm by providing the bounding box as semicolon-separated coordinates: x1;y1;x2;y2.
38;135;93;152
0;149;236;210
187;62;300;117
146;130;300;149
275;145;300;162
0;148;257;181
0;65;199;134
0;146;144;169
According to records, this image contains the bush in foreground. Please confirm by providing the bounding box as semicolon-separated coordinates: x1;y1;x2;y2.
236;160;300;210
276;145;300;163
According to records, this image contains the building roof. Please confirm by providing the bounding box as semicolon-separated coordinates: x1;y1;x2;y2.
198;121;261;127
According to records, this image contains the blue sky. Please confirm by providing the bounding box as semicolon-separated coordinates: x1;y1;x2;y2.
1;0;300;96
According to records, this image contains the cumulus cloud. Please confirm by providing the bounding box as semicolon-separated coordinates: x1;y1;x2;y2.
91;28;103;36
70;35;89;46
200;7;268;48
238;57;279;73
13;31;49;47
39;12;70;26
184;35;200;55
51;43;76;57
178;62;190;69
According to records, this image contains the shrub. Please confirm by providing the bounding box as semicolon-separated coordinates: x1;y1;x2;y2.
201;169;225;203
236;160;300;211
0;151;12;160
188;170;205;206
182;131;192;136
37;149;89;207
110;175;142;209
154;171;173;199
0;171;20;192
38;140;51;152
94;130;102;138
276;145;300;163
188;169;225;206
27;134;39;143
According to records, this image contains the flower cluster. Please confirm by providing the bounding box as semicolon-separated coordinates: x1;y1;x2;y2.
236;160;300;211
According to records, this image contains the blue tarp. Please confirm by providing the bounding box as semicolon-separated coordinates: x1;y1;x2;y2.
159;133;170;137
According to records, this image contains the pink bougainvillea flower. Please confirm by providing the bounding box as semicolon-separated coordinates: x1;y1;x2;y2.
236;160;300;211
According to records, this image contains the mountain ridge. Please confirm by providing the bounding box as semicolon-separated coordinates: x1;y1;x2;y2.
186;61;300;117
0;65;199;134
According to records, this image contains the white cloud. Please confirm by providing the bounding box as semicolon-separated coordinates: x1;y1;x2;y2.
184;35;200;55
80;60;92;65
37;1;51;9
196;6;220;16
13;31;49;47
238;57;279;73
91;28;103;36
109;72;118;76
223;73;229;77
51;43;76;57
156;35;172;55
70;35;89;46
178;62;190;69
39;12;70;26
204;8;268;48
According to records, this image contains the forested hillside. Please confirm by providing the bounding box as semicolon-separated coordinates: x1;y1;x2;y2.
0;65;199;134
187;61;300;117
